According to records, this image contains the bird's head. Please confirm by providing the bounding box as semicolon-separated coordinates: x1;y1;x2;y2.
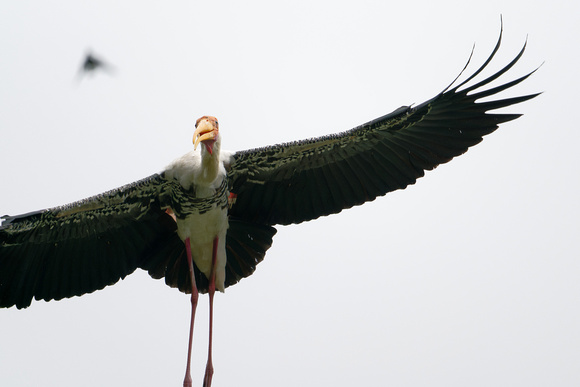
193;116;220;155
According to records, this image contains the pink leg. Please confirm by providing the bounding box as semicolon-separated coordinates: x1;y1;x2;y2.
203;236;218;387
183;237;199;387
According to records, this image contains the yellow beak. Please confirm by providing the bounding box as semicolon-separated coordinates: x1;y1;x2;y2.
193;123;217;151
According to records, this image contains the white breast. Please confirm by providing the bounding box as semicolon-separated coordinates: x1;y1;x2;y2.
175;204;228;292
164;150;229;292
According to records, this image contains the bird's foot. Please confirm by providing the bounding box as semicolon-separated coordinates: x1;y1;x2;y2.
183;373;192;387
203;361;213;387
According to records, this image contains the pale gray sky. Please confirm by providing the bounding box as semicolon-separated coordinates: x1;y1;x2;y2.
1;1;578;386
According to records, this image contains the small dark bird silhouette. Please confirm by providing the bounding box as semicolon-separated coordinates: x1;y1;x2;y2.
76;52;115;80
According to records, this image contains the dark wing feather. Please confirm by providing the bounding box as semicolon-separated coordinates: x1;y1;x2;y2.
1;172;278;307
0;174;177;309
227;30;540;226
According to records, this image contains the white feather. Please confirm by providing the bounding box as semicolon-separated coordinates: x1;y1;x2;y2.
163;132;229;291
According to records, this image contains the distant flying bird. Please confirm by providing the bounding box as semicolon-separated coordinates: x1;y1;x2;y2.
77;51;114;79
1;28;539;387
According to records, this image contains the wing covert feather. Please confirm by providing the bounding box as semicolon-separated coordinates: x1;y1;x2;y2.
0;174;176;308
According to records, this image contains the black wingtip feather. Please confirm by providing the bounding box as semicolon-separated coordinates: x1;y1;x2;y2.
228;26;539;226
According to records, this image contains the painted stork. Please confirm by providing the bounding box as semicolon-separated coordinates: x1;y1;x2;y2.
0;29;539;387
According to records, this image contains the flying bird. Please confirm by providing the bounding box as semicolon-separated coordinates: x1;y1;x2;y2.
1;28;539;387
77;51;115;79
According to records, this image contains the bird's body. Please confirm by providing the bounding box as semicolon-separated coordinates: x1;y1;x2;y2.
76;52;114;81
173;190;228;292
1;28;540;387
164;123;230;291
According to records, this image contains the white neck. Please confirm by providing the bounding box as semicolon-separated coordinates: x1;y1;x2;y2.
195;137;221;187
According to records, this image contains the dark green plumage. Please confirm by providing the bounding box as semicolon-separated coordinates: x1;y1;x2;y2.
227;36;539;225
0;175;276;308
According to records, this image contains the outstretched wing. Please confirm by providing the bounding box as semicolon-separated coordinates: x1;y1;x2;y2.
1;173;279;308
226;30;540;226
0;174;177;309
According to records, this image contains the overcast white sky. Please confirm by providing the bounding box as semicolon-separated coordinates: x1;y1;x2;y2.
1;1;578;386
